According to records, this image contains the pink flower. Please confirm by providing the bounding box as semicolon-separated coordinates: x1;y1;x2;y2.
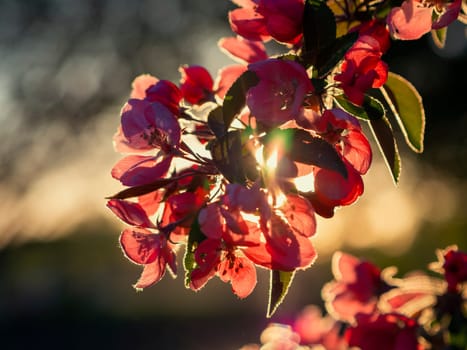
137;190;164;217
120;228;177;289
218;36;268;64
189;185;270;297
111;153;172;186
130;74;159;100
335;36;388;106
305;160;364;218
120;99;181;153
179;64;252;105
255;0;304;45
229;0;305;45
432;245;467;292
247;59;313;126
114;78;181;154
443;248;467;292
432;0;462;29
322;252;391;323
213;64;248;100
378;273;442;317
258;114;367;219
229;0;271;42
387;0;461;40
387;0;433;40
259;323;302;350
345;313;420;350
128;75;182;114
190;184;317;295
293;305;348;349
190;201;262;298
162;190;206;226
179;65;214;105
145;80;182;115
354;20;391;54
191;238;258;299
245;194;317;271
107;199;156;229
160;187;209;241
113;126;143;154
312;109;372;175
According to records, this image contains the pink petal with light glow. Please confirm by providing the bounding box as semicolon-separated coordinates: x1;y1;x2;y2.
281;194;316;238
229;8;271;42
198;204;224;240
134;258;166;289
130;74;158;100
179;65;214;105
387;0;433;40
218;36;268;64
247;59;313;125
145;80;182;114
214;64;248;100
111;154;172;186
107;199;155;228
120;228;160;264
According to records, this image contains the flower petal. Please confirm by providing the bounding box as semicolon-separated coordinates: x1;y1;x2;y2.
107;199;155;228
111;154;172;187
134;259;166;289
130;74;158;100
120;228;161;265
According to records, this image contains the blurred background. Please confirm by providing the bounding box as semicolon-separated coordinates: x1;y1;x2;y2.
0;0;466;349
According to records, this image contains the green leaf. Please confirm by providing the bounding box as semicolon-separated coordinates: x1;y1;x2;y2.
335;93;400;182
262;129;348;178
207;106;225;139
275;53;301;62
222;70;259;134
290;130;348;178
368;116;401;184
183;216;205;288
334;94;385;121
334;94;366;119
363;95;386;120
267;270;296;318
431;27;447;49
302;0;336;67
209;130;255;184
380;72;425;153
317;31;358;78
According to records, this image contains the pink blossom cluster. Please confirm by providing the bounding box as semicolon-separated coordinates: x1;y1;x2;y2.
106;0;465;311
241;246;467;350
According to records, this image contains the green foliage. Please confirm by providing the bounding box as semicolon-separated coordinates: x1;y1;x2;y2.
431;27;448;49
334;94;385;121
209;130;257;184
302;0;337;67
267;270;296;318
221;70;259;135
380;72;425;153
316;31;358;78
262;129;348;178
369;116;401;184
334;93;401;183
207;106;225;139
183;217;205;288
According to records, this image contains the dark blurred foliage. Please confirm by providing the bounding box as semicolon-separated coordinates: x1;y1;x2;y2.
0;0;465;349
384;33;467;180
0;0;232;185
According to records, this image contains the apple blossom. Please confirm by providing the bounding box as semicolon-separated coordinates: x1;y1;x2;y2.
387;0;462;40
105;0;463;322
247;59;313;126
